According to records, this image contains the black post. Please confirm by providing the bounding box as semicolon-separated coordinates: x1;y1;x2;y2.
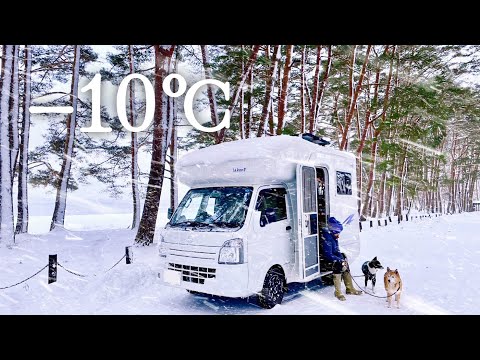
388;216;392;222
370;220;373;228
378;219;381;227
398;215;401;224
384;219;388;226
359;221;362;232
126;246;133;264
48;255;57;284
406;214;409;221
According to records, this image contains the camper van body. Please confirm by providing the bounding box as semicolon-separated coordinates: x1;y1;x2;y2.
156;135;360;305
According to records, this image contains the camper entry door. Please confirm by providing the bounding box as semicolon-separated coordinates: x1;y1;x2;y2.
297;165;320;280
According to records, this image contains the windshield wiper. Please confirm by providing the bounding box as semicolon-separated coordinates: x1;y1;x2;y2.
211;221;241;228
170;221;212;228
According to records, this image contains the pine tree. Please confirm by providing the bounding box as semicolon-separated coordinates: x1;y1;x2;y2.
135;45;175;245
50;45;81;230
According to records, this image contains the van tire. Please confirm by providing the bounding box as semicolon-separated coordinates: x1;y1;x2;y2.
258;268;286;309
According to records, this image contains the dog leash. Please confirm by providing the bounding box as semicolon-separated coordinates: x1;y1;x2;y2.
347;270;401;299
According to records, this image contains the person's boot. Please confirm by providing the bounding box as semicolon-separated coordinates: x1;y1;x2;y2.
333;274;346;301
343;271;363;295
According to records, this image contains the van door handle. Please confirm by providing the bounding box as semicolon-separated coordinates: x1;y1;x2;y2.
286;226;292;231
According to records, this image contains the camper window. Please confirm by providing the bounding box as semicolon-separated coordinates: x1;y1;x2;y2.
255;188;288;225
336;171;352;195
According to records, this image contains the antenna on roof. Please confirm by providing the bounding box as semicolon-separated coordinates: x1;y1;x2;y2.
298;133;330;146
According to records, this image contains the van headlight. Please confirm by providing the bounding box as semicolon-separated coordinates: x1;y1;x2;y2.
218;238;244;264
158;234;167;258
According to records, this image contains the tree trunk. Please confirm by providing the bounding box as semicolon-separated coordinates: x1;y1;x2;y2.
15;45;32;234
50;45;81;231
340;45;372;150
448;132;457;213
378;170;386;217
201;45;221;143
9;45;20;174
277;45;293;135
308;45;322;133
268;99;274;135
361;46;395;218
362;128;379;219
135;45;175;245
274;57;282;134
300;46;306;133
128;45;141;230
257;45;280;137
467;165;478;211
0;45;15;245
239;45;245;139
169;106;178;213
245;67;253;138
218;45;260;142
394;145;408;217
313;45;332;131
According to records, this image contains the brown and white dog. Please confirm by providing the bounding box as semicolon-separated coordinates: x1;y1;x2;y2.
384;267;402;308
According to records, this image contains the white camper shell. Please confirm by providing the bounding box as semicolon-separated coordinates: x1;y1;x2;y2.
157;135;360;308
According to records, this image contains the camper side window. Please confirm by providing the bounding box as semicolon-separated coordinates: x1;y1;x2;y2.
255;188;288;224
336;171;352;195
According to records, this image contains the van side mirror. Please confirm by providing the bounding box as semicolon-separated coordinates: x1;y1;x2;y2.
167;208;173;219
253;210;266;228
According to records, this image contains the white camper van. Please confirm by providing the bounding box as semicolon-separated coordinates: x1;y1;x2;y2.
157;135;360;308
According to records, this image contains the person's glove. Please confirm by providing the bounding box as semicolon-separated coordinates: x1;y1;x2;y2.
341;261;347;272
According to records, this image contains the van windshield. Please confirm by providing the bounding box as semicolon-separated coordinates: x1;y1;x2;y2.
169;187;254;230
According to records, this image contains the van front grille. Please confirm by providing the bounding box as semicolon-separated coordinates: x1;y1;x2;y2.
168;263;216;285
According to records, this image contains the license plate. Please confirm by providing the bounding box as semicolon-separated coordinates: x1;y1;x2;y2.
164;269;182;285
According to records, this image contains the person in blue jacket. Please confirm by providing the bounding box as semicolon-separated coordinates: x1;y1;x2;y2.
321;216;362;301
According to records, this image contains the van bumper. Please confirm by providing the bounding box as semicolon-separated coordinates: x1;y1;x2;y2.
158;258;252;298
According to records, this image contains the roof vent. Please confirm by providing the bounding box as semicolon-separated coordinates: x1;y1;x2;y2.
298;133;330;146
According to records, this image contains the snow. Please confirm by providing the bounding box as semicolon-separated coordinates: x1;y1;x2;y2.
1;211;479;314
178;135;355;187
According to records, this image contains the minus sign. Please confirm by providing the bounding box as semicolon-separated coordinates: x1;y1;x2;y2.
29;106;73;114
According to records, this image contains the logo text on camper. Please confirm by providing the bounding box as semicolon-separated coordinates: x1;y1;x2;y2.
233;167;246;173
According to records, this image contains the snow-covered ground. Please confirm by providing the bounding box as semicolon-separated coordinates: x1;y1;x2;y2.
1;212;479;314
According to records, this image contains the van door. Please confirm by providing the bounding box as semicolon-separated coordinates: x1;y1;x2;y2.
297;165;320;280
249;186;292;291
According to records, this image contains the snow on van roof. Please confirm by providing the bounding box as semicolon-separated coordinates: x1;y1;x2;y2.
177;135;355;187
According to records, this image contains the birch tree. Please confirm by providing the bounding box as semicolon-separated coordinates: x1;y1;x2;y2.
9;45;20;173
0;45;15;245
128;45;141;229
15;45;32;234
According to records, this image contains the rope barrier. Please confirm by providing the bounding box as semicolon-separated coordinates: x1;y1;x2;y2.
0;246;132;288
104;254;126;273
57;263;89;278
0;264;48;290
